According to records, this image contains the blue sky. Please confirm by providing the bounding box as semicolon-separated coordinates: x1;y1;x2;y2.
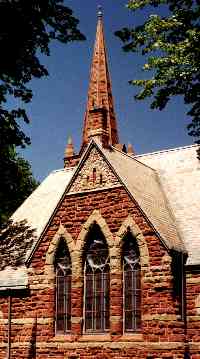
19;0;192;181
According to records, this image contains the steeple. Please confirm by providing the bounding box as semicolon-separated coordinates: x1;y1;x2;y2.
81;7;119;149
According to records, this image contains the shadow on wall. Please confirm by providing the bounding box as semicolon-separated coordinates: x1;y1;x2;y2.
171;251;191;359
0;219;37;269
27;315;37;359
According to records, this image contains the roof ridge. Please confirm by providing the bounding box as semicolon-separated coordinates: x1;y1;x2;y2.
136;143;196;158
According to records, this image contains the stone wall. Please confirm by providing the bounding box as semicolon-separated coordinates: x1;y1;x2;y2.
0;186;198;358
186;269;200;358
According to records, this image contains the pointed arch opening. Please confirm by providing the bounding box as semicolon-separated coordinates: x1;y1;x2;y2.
83;223;110;333
123;231;141;332
54;237;72;334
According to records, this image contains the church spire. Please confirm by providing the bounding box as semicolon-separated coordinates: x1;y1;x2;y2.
81;7;119;149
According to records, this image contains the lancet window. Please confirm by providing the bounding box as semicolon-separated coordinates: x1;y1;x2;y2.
84;224;110;333
55;238;72;334
123;232;141;332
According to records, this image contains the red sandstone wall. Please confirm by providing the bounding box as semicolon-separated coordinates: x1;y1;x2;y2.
186;270;200;358
0;187;198;358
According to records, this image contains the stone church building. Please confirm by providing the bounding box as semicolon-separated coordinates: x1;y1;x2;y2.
0;10;200;359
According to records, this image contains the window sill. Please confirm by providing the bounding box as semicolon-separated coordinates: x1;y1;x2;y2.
79;334;111;342
52;334;74;342
51;332;143;344
120;333;143;341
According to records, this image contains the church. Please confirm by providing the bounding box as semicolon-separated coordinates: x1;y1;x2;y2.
0;9;200;359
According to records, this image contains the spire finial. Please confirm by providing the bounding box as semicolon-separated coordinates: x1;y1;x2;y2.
64;135;75;158
67;135;72;145
97;5;103;18
81;7;119;149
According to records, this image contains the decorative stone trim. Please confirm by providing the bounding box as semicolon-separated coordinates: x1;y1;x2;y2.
189;342;200;350
44;213;150;280
69;147;120;193
44;212;115;280
142;314;180;321
45;223;74;279
51;334;74;342
120;334;143;342
75;209;114;272
79;334;111;342
110;315;121;322
67;184;122;196
9;341;185;350
196;294;200;315
143;275;173;283
0;317;53;325
188;315;200;321
116;215;150;270
187;276;200;284
29;283;54;290
71;317;82;324
76;210;113;251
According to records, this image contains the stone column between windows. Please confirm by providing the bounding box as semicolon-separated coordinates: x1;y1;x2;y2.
71;251;83;337
109;245;123;338
71;277;83;336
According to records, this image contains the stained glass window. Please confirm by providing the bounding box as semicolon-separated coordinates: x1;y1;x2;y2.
84;224;109;332
123;233;141;332
55;238;71;334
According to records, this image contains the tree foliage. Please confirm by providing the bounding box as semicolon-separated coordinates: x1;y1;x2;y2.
0;149;40;226
0;1;85;225
0;0;85;148
116;0;200;153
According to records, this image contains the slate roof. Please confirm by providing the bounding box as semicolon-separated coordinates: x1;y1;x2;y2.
101;145;185;253
136;144;200;266
0;168;74;273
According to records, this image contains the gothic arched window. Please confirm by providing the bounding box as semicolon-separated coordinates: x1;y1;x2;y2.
55;238;71;334
123;232;141;332
84;224;109;333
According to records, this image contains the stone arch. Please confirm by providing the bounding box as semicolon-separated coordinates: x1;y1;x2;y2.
116;215;150;270
75;210;114;274
76;209;113;252
45;222;74;279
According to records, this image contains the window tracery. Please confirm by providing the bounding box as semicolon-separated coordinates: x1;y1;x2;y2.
84;224;110;333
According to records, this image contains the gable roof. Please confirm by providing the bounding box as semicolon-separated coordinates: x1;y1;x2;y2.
136;144;200;266
12;167;74;240
44;141;185;255
1;141;195;277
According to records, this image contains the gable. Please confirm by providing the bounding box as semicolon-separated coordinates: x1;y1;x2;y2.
67;141;185;254
69;146;120;193
1;141;186;273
